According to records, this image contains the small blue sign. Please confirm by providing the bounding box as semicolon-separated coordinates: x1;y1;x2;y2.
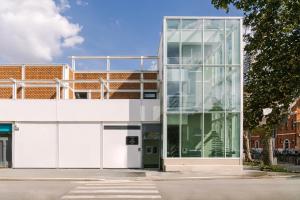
0;124;12;134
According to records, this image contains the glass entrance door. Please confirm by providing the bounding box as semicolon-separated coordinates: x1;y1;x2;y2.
0;136;12;168
0;124;13;168
142;124;161;169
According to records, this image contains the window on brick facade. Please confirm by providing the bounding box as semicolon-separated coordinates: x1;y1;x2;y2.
143;92;157;99
291;119;294;130
75;92;88;99
284;139;290;150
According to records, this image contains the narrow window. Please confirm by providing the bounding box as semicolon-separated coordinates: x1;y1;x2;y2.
284;139;290;150
75;92;88;99
143;92;157;99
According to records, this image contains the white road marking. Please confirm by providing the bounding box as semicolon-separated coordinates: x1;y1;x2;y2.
74;180;149;184
70;189;159;194
62;180;162;199
62;194;162;199
84;183;155;186
77;186;157;189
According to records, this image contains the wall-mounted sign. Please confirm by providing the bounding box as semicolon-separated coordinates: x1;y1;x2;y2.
126;136;139;145
0;124;12;134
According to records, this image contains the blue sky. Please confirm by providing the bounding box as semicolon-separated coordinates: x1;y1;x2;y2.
55;0;242;68
0;0;242;69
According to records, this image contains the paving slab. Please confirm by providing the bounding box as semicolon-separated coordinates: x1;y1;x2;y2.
0;168;296;181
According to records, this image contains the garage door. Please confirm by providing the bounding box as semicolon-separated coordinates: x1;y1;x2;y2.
59;123;100;168
103;125;142;168
14;122;57;168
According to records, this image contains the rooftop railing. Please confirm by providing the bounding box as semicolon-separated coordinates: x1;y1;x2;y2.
0;76;159;100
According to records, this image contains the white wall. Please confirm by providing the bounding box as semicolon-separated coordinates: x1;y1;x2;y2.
0;99;160;122
2;99;160;168
14;122;57;168
58;123;101;168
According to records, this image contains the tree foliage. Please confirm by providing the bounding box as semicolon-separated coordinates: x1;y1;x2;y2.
212;0;300;129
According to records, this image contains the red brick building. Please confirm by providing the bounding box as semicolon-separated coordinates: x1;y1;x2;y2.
250;98;300;151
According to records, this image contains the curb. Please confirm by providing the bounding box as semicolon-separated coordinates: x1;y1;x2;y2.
0;174;296;181
0;178;106;181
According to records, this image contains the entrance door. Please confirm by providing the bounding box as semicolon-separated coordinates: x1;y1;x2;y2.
103;125;142;168
0;124;12;168
142;124;161;169
0;136;12;168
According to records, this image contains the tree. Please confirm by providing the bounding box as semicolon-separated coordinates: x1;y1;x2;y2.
211;0;300;165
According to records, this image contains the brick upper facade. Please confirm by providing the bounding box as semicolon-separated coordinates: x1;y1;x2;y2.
0;65;158;100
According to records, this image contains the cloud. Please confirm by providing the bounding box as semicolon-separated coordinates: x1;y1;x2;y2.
57;0;70;12
76;0;88;7
0;0;84;63
62;35;84;47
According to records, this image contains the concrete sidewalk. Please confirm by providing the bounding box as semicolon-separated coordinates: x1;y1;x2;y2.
0;169;146;181
277;163;300;173
0;168;296;181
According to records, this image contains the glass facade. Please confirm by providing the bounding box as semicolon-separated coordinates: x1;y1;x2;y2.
164;17;241;158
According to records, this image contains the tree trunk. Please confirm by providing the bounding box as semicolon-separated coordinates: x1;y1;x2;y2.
262;135;274;165
243;130;253;162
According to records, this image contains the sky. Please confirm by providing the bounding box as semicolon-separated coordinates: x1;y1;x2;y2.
0;0;242;70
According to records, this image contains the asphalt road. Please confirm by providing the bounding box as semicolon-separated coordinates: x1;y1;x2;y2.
0;177;299;200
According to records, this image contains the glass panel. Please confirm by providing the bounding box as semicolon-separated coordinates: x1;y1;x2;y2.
204;67;225;111
142;124;160;168
204;19;224;65
182;19;202;29
167;30;180;42
226;19;240;64
167;19;180;30
182;44;202;64
204;29;224;64
167;114;180;157
167;66;180;111
181;113;203;157
181;30;202;43
226;67;240;112
167;43;180;64
226;113;240;157
204;19;224;29
204;113;225;157
182;65;202;111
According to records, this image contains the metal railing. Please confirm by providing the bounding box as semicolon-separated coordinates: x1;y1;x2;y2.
0;78;159;100
70;56;159;71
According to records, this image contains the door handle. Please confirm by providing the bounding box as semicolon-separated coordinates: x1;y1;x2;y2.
138;148;142;151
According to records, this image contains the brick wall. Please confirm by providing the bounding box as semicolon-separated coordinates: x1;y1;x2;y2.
109;92;140;99
0;66;22;99
25;66;63;80
276;134;297;149
24;66;63;99
69;68;74;99
250;135;262;149
74;72;158;99
110;73;140;80
0;66;22;79
0;65;159;100
143;73;157;80
251;99;300;150
25;88;57;99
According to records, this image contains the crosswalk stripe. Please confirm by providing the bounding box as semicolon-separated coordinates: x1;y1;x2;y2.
74;181;151;184
84;183;155;186
62;180;161;199
77;186;157;189
62;194;162;199
70;189;159;194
